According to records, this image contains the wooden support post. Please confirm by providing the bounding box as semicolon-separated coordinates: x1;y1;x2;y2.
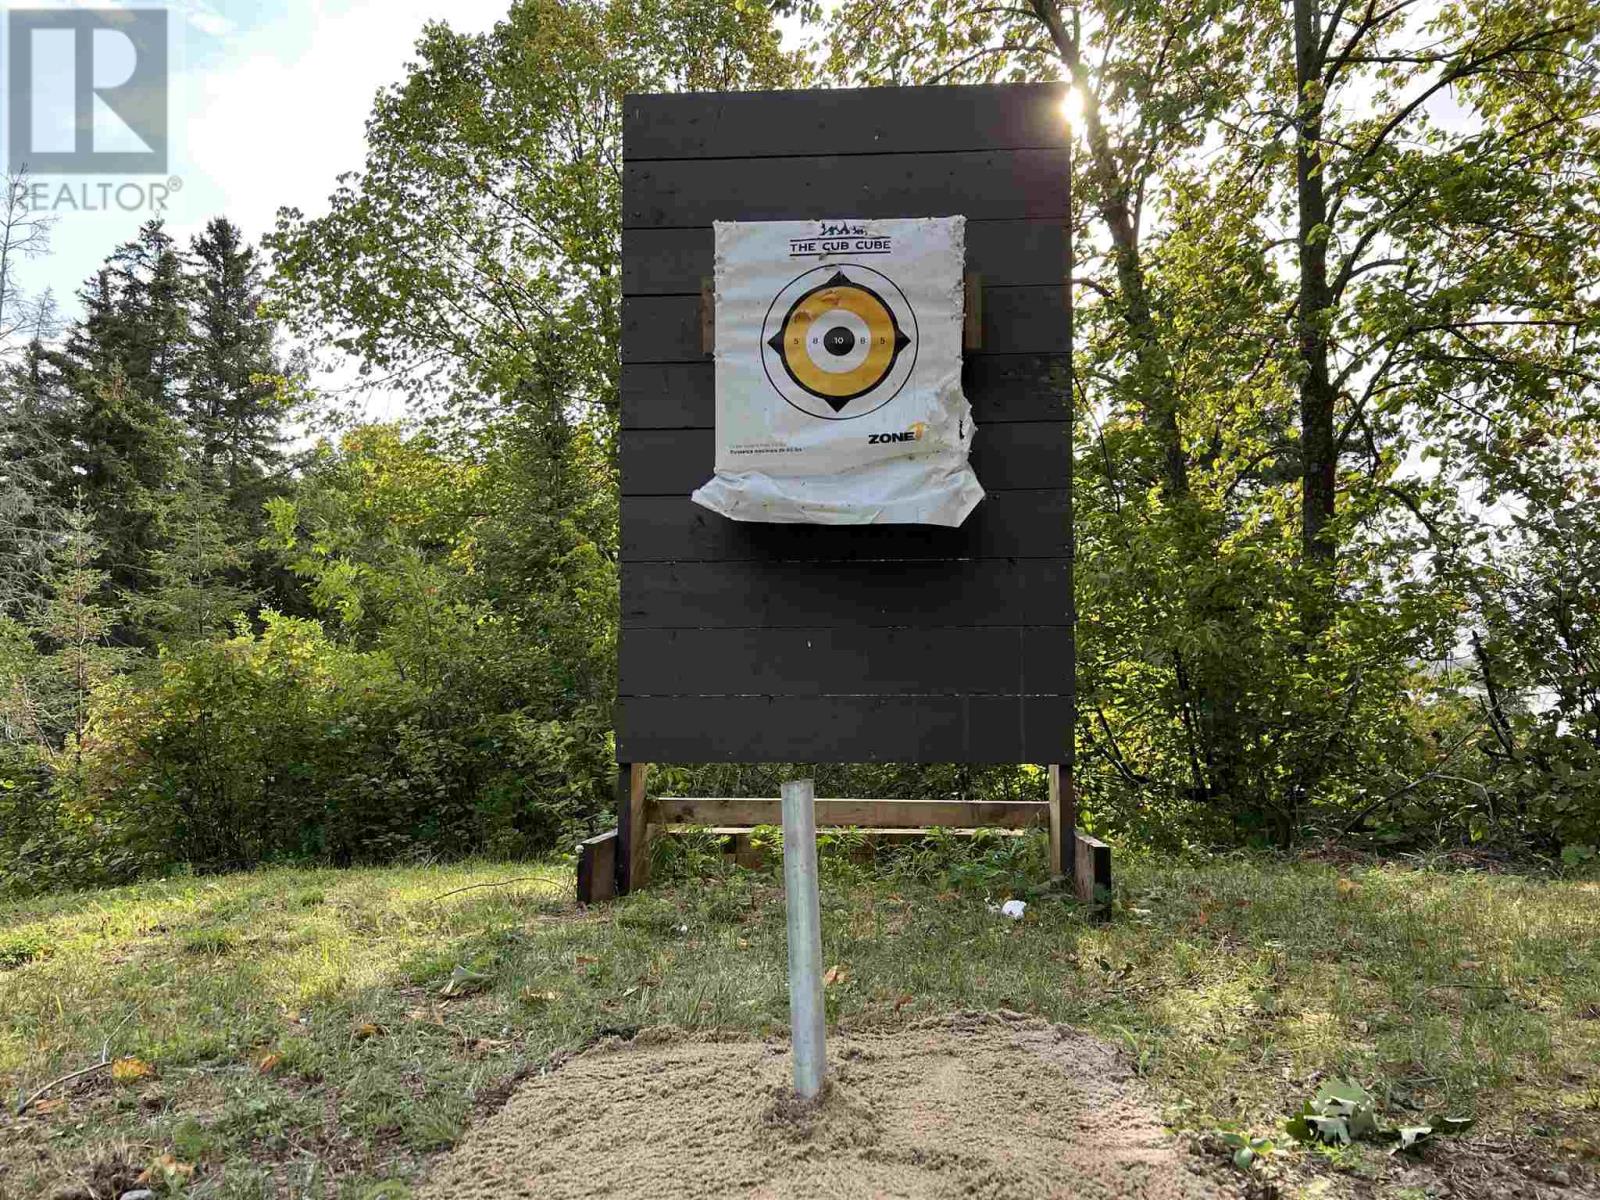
615;762;651;895
1049;763;1112;916
1047;763;1071;878
700;277;715;355
575;829;617;904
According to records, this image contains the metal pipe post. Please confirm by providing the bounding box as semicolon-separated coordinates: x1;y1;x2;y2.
780;777;826;1099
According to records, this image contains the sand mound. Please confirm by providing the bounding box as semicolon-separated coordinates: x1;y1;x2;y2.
418;1011;1239;1199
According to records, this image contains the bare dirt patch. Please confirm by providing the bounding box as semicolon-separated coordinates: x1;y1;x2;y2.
417;1010;1242;1199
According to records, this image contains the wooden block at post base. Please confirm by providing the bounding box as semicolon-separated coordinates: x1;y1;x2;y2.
576;829;618;904
1074;830;1112;917
615;763;651;895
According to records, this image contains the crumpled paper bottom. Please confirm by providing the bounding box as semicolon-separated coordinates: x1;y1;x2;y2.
692;455;985;527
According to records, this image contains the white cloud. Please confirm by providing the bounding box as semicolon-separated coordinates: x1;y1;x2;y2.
30;0;506;309
179;0;507;247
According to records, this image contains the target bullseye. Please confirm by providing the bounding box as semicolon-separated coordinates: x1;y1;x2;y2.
804;308;871;375
762;267;917;418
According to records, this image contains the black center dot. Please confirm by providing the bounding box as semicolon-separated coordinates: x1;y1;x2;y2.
822;326;856;356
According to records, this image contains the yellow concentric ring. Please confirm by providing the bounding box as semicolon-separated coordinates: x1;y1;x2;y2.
776;281;901;401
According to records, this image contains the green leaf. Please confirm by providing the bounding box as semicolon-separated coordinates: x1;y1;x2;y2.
1307;1114;1352;1145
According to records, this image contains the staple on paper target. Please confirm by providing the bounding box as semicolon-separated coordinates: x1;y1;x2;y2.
691;216;984;527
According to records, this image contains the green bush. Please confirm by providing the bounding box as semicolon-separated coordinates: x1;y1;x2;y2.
73;612;607;879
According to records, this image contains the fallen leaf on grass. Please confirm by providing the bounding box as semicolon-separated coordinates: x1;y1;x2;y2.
28;1097;65;1116
1336;879;1361;900
255;1053;283;1075
575;955;598;966
111;1057;155;1084
1456;959;1483;971
137;1154;194;1186
440;965;493;999
353;1023;386;1041
519;989;559;1007
823;965;848;987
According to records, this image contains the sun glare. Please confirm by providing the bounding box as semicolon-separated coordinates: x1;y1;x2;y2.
1059;86;1085;131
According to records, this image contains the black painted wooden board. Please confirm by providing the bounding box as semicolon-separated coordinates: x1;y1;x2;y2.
622;559;1070;630
624;150;1071;229
614;695;1071;763
620;490;1069;562
623;83;1069;161
623;219;1067;296
621;355;1070;429
622;285;1067;364
617;83;1073;765
620;627;1070;697
621;424;1068;496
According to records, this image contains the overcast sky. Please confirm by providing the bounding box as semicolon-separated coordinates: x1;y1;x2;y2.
21;0;509;324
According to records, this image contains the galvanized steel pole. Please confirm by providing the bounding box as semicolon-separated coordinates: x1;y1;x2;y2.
780;777;826;1099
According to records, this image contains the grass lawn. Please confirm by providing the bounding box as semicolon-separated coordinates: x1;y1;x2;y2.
1;840;1598;1198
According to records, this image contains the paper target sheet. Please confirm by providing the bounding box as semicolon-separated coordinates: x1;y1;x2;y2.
691;216;984;527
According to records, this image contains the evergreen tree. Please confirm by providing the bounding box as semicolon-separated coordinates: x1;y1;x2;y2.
54;358;185;597
0;338;69;615
133;464;256;649
35;219;295;627
29;506;127;755
48;223;192;596
185;217;287;530
102;220;188;414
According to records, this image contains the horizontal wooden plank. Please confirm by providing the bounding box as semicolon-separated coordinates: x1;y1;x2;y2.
623;149;1071;229
619;627;1070;697
622;285;1066;364
622;220;1067;295
621;356;1071;429
621;558;1072;629
614;695;1071;763
620;490;1068;562
660;825;1030;839
624;83;1071;161
621;424;1068;495
650;796;1049;828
